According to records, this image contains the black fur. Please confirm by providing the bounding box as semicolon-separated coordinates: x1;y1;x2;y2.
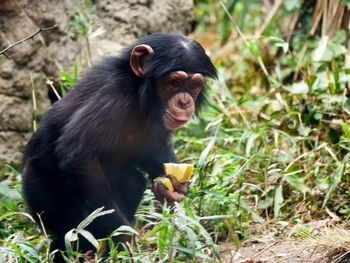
21;33;216;260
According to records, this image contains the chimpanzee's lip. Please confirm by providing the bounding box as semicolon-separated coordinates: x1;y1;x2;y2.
167;114;189;126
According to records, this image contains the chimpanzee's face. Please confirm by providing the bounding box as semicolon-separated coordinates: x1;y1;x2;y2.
157;71;205;130
129;42;213;131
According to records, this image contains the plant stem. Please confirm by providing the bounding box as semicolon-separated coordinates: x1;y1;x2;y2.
0;25;58;56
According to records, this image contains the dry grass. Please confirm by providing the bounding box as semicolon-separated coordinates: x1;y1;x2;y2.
307;227;350;263
220;221;350;263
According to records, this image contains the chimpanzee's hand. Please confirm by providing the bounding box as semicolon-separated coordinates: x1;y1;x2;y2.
152;175;188;206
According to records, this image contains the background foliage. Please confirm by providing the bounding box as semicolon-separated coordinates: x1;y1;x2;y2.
1;0;350;262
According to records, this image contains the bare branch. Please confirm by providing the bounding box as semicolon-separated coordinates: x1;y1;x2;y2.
0;25;58;57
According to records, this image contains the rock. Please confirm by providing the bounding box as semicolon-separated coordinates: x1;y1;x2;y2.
0;94;32;131
0;0;194;163
0;132;31;164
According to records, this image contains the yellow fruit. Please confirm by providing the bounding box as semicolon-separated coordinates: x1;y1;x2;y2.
163;163;194;183
154;177;174;192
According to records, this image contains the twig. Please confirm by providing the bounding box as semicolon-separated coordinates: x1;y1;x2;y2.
0;25;58;56
252;240;278;258
255;0;283;38
262;0;273;11
219;0;269;78
30;74;37;132
284;143;327;172
47;79;62;100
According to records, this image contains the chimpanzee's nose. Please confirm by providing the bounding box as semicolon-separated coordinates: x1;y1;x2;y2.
177;93;192;109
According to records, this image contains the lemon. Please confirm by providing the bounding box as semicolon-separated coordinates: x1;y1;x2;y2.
163;163;194;183
154;163;194;192
154;177;174;192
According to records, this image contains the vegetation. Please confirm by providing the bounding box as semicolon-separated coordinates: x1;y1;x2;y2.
1;0;350;262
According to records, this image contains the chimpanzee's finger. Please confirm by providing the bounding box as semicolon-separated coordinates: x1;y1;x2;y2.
157;185;185;205
152;182;165;203
167;174;188;195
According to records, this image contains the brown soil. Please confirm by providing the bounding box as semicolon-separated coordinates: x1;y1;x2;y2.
220;221;350;263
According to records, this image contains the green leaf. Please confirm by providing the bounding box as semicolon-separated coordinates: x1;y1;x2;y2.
64;229;75;256
288;82;309;94
284;173;310;193
258;197;273;209
312;36;329;62
0;180;21;201
312;36;346;62
173;246;212;260
73;63;78;80
341;122;350;138
77;207;115;230
274;184;283;219
322;162;345;208
0;212;35;222
247;40;259;57
265;36;289;53
0;239;26;259
158;224;168;257
78;229;98;248
198;215;230;220
344;98;350;111
112;225;139;236
283;0;302;11
275;42;289;53
245;133;258;156
59;71;75;83
198;126;219;168
65;229;78;242
297;126;312;137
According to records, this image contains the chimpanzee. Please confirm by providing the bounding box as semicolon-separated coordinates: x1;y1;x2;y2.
21;33;216;260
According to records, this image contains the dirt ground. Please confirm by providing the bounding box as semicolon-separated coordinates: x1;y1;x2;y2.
220;237;322;263
219;220;350;263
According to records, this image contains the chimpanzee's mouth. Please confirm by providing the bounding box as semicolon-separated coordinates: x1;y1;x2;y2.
167;113;189;126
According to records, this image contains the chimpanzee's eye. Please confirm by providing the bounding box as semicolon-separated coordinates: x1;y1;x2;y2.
171;79;182;88
191;85;202;95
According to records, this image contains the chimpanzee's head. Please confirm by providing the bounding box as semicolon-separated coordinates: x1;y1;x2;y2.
127;33;217;130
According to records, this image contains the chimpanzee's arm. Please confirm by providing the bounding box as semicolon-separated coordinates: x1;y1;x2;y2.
140;135;177;180
60;157;132;231
139;135;188;205
55;97;133;230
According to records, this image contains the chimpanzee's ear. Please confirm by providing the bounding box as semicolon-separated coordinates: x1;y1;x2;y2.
130;44;154;77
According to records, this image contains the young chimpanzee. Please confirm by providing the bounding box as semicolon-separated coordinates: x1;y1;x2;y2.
21;33;216;260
